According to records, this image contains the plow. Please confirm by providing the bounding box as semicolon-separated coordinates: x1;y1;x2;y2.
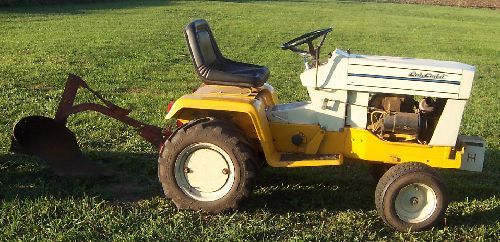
10;19;486;232
11;74;169;176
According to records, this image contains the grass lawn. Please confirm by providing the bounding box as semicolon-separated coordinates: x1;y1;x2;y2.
0;0;499;240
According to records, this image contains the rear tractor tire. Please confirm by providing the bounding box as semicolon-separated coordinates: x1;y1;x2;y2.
375;162;448;232
158;119;257;213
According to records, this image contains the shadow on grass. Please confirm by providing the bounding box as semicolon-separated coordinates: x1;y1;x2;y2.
244;163;379;213
0;152;378;212
243;148;500;222
0;151;162;202
0;0;172;14
442;149;499;202
1;148;498;226
447;206;500;227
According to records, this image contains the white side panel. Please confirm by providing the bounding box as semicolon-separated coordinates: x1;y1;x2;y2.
349;54;471;74
300;49;349;90
458;66;476;99
347;64;461;95
307;87;348;108
346;91;369;128
345;85;458;99
308;88;347;131
316;107;346;132
458;135;486;172
429;99;466;146
266;89;347;131
267;102;319;125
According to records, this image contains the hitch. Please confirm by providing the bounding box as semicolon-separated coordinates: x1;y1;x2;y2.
54;74;168;147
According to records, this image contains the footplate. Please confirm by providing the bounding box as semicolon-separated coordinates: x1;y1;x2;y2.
277;153;343;167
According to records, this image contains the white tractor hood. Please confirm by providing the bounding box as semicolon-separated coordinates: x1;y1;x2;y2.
300;49;476;99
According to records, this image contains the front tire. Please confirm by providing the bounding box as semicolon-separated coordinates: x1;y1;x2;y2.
375;162;448;232
158;119;256;213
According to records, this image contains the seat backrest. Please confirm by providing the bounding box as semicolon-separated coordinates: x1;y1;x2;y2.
183;19;269;88
184;19;224;72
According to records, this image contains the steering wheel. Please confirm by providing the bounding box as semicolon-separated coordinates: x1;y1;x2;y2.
281;27;332;54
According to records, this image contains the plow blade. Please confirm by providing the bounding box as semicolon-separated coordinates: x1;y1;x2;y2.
10;74;168;177
11;115;111;177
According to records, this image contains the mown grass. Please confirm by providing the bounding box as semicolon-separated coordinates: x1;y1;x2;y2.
0;0;499;240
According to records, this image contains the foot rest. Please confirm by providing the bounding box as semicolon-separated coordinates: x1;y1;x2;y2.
277;153;343;167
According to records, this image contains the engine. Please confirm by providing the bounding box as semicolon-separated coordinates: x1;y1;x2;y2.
367;94;446;143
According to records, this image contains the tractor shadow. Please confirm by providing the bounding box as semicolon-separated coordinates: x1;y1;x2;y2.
242;149;500;228
2;148;498;227
441;148;499;202
0;151;163;203
446;206;500;227
1;152;378;209
243;162;379;213
439;148;500;227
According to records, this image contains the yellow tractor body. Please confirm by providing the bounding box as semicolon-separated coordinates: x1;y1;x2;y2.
166;84;476;171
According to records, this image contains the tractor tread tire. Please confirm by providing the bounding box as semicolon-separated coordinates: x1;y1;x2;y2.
375;162;448;232
158;119;256;213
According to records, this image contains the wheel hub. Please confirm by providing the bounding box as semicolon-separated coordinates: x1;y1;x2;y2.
395;183;437;223
184;147;230;193
174;143;235;201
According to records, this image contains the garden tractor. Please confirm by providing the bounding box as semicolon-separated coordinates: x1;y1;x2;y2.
11;19;486;232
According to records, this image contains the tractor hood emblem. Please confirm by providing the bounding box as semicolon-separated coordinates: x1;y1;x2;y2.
408;71;447;80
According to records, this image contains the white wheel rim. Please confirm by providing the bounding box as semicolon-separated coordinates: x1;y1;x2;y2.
174;143;235;202
395;183;438;223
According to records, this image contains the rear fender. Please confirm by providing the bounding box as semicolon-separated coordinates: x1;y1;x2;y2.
159;117;213;155
165;96;280;164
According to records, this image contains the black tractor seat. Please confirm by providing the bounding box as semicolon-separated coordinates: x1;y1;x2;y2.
184;19;269;88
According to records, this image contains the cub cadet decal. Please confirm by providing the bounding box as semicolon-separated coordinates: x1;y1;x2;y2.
408;71;447;80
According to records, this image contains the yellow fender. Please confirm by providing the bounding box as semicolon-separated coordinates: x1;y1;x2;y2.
166;93;282;165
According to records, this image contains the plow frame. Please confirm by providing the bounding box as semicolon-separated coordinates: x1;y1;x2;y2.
54;74;169;148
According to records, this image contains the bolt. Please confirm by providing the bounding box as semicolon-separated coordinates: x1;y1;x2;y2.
410;197;419;206
222;168;229;175
184;167;191;173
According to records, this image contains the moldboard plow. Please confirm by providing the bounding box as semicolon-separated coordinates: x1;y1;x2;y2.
10;74;170;176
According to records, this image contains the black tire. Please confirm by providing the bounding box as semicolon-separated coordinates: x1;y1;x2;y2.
158;119;256;213
375;162;448;232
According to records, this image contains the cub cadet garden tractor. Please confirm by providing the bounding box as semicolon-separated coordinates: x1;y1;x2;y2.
12;19;486;232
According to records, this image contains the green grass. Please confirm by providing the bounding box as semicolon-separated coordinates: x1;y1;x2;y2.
0;0;499;240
